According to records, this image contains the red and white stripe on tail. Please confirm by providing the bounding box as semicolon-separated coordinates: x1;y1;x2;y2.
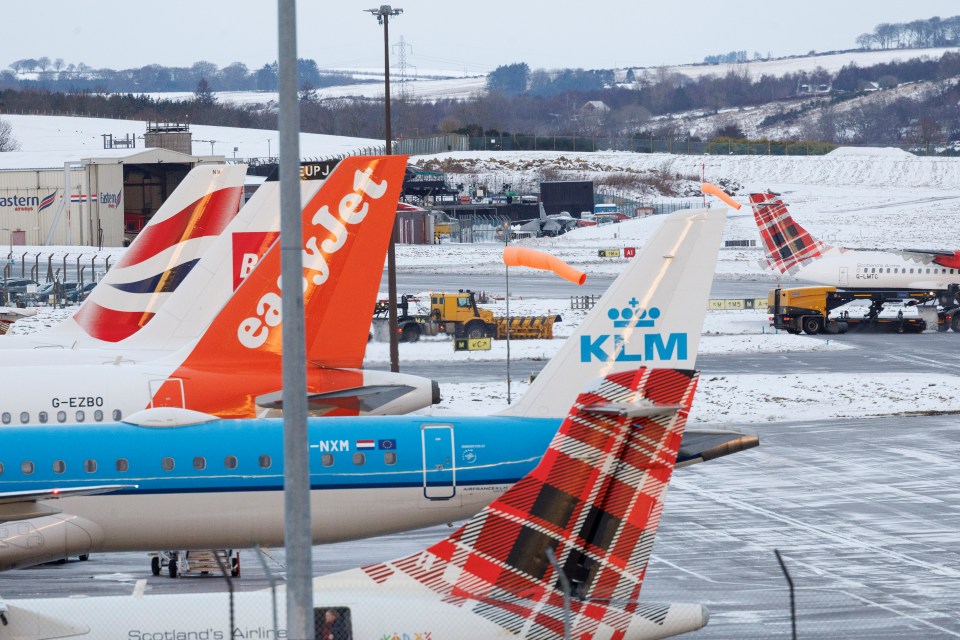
356;367;708;640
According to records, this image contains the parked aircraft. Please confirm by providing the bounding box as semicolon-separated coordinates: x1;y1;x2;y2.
0;155;439;422
0;207;755;573
1;367;708;640
750;192;960;291
514;203;580;237
0;163;249;348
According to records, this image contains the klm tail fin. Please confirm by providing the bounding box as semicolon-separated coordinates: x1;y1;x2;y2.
361;368;708;639
51;164;248;343
748;192;831;276
499;207;725;419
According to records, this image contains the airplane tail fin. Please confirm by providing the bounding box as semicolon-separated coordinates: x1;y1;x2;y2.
57;164;248;343
361;368;708;638
173;155;407;373
499;207;725;419
748;192;831;276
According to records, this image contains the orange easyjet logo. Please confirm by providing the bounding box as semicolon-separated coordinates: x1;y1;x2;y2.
237;167;389;350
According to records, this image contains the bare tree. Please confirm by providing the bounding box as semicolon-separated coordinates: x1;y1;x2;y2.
53;58;64;73
0;119;21;152
37;56;50;73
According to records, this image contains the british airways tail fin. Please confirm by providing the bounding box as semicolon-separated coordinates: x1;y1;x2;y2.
50;164;248;343
359;368;708;639
499;207;725;419
748;192;831;276
170;155;407;374
116;170;327;352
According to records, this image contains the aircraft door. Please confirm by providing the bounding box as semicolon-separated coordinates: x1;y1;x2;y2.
839;267;849;287
421;424;456;500
149;378;186;408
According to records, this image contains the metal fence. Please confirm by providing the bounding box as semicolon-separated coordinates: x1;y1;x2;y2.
465;134;843;156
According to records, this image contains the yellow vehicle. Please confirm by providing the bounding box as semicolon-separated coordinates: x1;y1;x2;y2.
376;291;560;342
768;286;931;334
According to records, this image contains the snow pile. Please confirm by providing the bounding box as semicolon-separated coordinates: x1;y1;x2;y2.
826;146;916;158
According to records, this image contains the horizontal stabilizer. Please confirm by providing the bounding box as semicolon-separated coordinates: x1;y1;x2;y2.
584;401;687;418
677;428;759;467
256;384;416;413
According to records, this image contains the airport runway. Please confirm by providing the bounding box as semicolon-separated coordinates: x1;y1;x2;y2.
384;271;777;300
5;413;959;638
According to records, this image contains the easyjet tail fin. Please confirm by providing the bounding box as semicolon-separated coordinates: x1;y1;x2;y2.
748;192;831;276
172;155;408;373
499;207;725;419
360;368;709;639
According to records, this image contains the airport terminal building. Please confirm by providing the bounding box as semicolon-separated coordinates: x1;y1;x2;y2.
0;128;223;248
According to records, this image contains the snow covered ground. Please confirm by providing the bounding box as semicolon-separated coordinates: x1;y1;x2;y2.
5;118;960;431
0;115;378;168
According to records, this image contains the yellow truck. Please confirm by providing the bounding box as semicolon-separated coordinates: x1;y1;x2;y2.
768;286;932;334
375;291;560;342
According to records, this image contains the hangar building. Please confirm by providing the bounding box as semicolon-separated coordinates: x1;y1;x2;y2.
0;130;223;247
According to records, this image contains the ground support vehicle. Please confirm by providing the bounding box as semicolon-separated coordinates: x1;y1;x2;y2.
150;549;240;578
374;291;561;343
766;286;958;334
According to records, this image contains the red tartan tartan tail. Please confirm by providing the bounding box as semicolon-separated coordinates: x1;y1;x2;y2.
362;368;699;638
749;192;831;275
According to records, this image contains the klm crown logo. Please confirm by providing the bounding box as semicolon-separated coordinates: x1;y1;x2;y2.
580;297;687;363
609;300;660;328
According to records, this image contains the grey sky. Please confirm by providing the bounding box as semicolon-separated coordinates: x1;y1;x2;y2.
5;2;960;74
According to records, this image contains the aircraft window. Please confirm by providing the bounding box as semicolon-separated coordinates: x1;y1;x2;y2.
53;460;66;474
162;457;175;471
75;410;85;422
84;459;97;473
321;453;334;467
871;268;875;273
113;409;122;421
352;452;366;466
21;461;34;475
57;411;66;423
116;458;129;472
886;268;890;273
193;456;206;471
0;462;3;475
224;456;238;470
19;412;29;424
927;268;931;274
384;452;397;465
952;269;956;275
39;411;48;423
94;410;104;422
1;413;9;425
910;269;914;274
259;454;271;469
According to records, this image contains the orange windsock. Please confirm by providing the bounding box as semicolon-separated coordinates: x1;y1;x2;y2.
503;246;586;285
701;183;742;210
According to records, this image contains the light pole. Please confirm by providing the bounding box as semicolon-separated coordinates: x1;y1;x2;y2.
366;4;403;374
